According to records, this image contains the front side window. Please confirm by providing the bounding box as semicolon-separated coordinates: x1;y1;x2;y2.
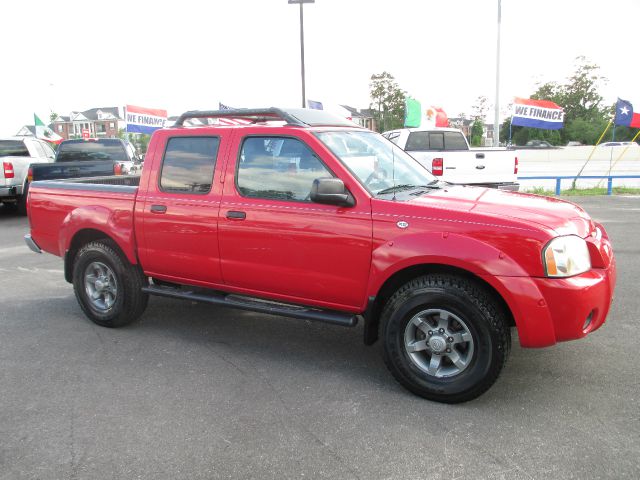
237;136;332;202
160;136;219;194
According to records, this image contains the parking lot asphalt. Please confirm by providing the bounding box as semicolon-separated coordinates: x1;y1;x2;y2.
1;196;639;480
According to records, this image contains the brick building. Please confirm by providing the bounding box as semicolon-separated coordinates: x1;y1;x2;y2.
50;107;123;140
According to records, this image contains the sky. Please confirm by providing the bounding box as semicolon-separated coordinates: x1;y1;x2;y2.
1;0;638;135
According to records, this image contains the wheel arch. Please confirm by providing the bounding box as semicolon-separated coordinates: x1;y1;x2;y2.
64;229;131;283
363;263;515;345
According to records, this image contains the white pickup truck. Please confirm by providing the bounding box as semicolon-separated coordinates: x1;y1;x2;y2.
382;128;519;191
1;137;56;214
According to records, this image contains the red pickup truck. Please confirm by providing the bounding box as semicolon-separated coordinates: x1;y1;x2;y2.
25;108;616;403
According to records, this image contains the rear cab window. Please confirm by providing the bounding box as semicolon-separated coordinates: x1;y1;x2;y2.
56;140;128;162
0;140;29;157
405;131;468;151
159;136;220;194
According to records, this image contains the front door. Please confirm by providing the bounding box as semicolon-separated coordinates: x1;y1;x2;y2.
218;133;372;310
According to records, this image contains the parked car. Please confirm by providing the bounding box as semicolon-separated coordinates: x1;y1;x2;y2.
566;141;583;147
598;141;638;147
25;107;616;403
521;140;555;149
382;127;519;191
0;136;55;214
30;138;141;182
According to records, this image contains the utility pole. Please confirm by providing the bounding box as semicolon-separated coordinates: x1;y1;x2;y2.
288;0;314;108
494;0;502;146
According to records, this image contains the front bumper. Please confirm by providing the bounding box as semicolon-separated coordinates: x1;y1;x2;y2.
487;256;616;348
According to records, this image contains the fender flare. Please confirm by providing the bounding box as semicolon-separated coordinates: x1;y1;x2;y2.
58;205;138;266
367;232;529;297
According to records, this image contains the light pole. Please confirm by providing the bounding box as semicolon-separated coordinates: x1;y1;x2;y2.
288;0;314;108
493;0;501;146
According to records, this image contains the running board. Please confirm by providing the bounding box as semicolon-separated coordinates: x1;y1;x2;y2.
142;285;358;327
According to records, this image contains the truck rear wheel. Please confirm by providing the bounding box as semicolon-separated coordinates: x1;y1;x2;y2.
72;240;148;327
381;274;510;403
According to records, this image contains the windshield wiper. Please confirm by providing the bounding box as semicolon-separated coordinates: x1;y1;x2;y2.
376;184;440;195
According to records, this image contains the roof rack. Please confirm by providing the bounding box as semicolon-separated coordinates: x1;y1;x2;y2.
174;108;306;127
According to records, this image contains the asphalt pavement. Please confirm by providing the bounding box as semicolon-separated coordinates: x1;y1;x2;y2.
1;196;639;480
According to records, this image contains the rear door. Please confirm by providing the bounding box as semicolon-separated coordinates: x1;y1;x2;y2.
218;130;372;310
138;131;228;285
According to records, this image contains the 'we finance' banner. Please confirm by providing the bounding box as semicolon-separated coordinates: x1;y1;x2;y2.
511;97;564;130
126;105;167;134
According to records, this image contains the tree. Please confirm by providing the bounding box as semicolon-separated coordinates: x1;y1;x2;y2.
470;119;484;146
472;95;490;121
49;111;59;123
369;72;406;132
505;57;609;145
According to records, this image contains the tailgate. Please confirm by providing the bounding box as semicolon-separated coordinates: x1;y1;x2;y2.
412;150;517;185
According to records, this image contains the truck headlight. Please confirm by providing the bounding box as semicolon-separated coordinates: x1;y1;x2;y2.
543;235;591;277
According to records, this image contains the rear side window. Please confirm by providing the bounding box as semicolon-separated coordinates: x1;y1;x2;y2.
236;136;331;202
0;140;29;157
32;142;48;158
160;137;219;194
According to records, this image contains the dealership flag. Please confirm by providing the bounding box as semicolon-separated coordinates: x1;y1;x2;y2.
404;98;448;128
126;105;167;134
404;98;421;127
511;97;564;130
34;114;63;144
614;98;640;128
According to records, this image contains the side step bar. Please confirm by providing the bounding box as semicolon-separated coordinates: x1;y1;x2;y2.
142;285;358;327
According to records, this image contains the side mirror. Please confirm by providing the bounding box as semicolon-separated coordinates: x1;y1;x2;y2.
310;178;355;207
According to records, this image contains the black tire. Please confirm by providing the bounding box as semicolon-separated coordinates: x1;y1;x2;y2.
17;182;28;216
381;274;510;403
72;239;148;327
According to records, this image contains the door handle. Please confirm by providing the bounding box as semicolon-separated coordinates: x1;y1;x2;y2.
475;153;485;159
476;165;486;169
226;210;246;220
150;204;167;214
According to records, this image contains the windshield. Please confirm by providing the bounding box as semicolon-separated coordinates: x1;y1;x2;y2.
315;130;437;195
56;140;128;162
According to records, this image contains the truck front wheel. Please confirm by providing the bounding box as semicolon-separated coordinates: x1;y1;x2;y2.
381;274;510;403
72;240;148;327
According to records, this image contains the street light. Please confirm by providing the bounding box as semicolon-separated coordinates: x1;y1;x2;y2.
288;0;314;108
493;0;501;146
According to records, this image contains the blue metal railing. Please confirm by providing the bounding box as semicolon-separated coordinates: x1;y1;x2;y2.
518;175;640;195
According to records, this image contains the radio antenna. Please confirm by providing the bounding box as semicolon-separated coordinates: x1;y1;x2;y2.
392;144;396;201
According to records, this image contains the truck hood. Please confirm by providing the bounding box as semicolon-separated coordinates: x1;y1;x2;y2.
409;185;593;237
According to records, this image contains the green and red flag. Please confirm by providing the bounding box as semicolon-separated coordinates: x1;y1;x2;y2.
34;114;63;144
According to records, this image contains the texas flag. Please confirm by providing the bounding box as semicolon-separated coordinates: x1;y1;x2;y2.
614;99;640;128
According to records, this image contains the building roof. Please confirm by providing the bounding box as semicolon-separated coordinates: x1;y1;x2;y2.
53;107;121;123
340;105;365;118
15;125;36;136
81;107;121;120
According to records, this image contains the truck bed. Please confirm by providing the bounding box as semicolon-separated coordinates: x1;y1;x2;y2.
28;175;141;260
